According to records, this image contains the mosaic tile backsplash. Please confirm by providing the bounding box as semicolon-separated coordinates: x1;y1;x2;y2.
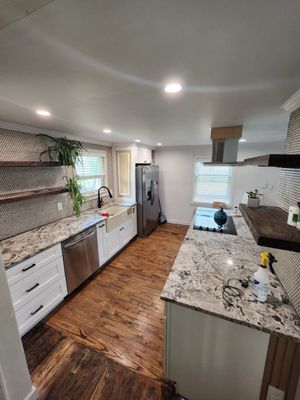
0;129;112;240
274;107;300;317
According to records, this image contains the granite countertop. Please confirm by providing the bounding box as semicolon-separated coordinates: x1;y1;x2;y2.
1;202;135;269
161;209;300;342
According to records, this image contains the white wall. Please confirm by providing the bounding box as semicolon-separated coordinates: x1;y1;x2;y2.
155;142;284;225
0;252;36;400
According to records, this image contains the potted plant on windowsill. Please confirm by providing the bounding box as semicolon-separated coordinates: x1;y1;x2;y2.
247;189;261;208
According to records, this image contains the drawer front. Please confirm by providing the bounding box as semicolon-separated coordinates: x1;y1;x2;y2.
15;276;67;337
9;257;65;311
6;244;62;286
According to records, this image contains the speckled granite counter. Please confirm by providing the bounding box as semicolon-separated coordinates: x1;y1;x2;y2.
161;210;300;342
1;208;109;269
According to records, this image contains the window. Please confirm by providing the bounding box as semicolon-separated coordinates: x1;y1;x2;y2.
75;150;107;195
193;160;232;205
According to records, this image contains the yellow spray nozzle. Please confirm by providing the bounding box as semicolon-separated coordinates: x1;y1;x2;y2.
260;252;270;267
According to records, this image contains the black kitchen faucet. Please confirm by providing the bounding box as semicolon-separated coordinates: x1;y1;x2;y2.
97;186;113;208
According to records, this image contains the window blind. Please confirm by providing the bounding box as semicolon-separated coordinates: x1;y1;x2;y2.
194;161;232;204
75;152;106;194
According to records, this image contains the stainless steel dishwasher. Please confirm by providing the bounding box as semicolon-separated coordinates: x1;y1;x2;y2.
62;226;99;293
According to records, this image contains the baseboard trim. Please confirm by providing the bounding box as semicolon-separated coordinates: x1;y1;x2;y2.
167;219;190;226
24;386;38;400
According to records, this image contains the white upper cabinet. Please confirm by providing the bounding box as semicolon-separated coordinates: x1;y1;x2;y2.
113;144;153;204
136;147;152;164
116;150;132;197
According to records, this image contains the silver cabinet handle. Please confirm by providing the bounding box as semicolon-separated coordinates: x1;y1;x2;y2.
26;283;39;293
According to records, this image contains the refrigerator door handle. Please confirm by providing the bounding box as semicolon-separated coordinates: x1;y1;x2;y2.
150;179;159;206
147;179;157;205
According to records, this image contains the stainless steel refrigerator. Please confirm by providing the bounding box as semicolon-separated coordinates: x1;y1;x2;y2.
136;165;160;237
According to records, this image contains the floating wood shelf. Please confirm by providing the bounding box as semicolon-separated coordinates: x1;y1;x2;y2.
0;187;68;204
0;161;61;167
243;154;300;168
239;204;300;252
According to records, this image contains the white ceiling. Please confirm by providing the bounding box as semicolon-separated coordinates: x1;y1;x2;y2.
0;0;54;30
0;0;299;146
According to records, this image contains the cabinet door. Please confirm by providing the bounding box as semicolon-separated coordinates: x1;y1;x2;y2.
107;227;121;259
137;147;152;164
120;220;134;246
96;223;108;266
131;206;137;237
116;150;131;197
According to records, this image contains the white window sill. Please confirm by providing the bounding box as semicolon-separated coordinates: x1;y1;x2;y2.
191;201;231;208
83;192;112;202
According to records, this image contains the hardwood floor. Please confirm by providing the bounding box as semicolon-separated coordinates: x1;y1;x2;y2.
22;223;188;399
23;324;174;400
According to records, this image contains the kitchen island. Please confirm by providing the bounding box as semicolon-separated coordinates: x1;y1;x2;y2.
161;209;300;400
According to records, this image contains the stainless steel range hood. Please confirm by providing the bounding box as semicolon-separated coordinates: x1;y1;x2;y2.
204;125;244;166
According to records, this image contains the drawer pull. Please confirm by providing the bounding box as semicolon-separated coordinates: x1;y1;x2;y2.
30;305;43;316
22;263;36;272
26;283;40;293
99;224;105;228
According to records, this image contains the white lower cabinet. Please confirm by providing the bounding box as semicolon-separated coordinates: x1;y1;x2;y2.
9;256;65;311
96;222;109;266
107;226;122;259
120;219;134;246
164;302;270;400
6;244;67;336
15;277;67;336
97;206;137;263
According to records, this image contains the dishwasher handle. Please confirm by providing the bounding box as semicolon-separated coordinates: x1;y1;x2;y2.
63;229;96;248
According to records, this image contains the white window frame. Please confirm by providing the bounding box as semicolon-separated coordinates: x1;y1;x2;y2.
75;149;108;199
192;158;233;208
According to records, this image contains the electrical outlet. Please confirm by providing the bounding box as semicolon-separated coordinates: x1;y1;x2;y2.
266;385;285;400
57;202;63;211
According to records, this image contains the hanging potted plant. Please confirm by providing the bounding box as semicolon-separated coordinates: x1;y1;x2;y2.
247;189;261;208
37;134;86;216
37;134;85;167
65;176;87;217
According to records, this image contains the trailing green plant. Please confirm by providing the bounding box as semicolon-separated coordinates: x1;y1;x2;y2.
247;189;260;199
65;176;86;217
37;134;85;167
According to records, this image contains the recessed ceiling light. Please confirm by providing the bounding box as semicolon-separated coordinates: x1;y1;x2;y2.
164;82;182;94
36;109;51;117
157;142;163;146
103;128;112;134
239;139;246;143
135;139;141;143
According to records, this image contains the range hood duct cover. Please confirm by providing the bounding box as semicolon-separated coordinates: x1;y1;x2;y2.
204;125;244;166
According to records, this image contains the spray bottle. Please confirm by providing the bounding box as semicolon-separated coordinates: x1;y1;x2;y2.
252;252;277;302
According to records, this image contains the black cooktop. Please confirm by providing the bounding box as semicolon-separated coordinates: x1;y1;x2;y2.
193;208;237;235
